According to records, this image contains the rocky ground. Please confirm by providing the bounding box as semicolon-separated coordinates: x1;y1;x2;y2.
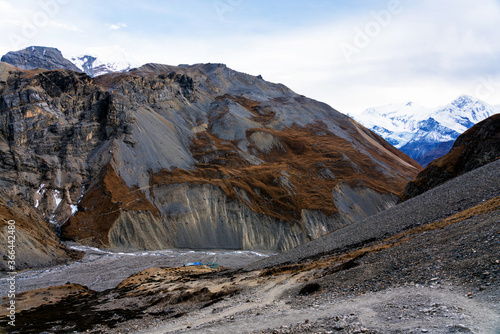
1;161;499;333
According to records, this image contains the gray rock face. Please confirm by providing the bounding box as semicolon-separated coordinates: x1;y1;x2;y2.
0;64;113;226
1;46;82;72
108;183;380;252
0;61;422;254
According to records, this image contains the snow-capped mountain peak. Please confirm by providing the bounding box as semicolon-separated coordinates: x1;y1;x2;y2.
70;45;140;77
350;101;431;143
351;96;500;166
451;95;475;107
430;95;494;133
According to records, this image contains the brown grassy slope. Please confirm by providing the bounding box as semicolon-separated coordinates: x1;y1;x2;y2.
61;164;159;246
153;119;421;222
0;191;82;271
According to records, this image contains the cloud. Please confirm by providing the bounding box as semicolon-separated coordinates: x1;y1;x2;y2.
47;20;83;32
0;0;11;11
237;0;500;114
107;22;127;30
74;0;499;115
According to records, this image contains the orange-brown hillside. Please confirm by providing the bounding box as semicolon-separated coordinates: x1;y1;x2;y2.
62;164;159;247
153;114;421;223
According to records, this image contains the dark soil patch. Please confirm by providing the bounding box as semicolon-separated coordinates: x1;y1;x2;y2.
298;282;321;296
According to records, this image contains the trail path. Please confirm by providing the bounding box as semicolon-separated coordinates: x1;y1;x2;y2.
145;284;500;334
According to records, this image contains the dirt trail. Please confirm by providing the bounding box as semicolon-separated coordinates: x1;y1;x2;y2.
144;271;309;334
145;284;500;334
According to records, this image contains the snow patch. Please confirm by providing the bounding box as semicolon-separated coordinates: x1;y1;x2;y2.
53;190;62;208
65;243;273;258
36;183;45;194
34;183;46;208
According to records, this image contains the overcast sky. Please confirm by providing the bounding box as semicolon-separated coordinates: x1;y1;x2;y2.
1;0;499;115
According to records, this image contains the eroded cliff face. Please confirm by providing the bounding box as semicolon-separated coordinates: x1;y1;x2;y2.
105;183;397;252
0;61;422;254
0;62;112;224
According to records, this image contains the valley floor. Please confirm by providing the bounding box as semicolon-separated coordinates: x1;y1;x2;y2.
0;246;270;296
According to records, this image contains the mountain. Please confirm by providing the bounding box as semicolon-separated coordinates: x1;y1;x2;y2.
70;45;140;77
0;57;422;268
5;151;499;333
412;140;455;168
1;45;140;78
1;48;498;334
0;46;81;72
403;113;500;200
350;96;500;166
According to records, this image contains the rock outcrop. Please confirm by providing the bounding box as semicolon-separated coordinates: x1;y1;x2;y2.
0;190;82;271
0;60;422;254
1;46;82;72
403;114;500;200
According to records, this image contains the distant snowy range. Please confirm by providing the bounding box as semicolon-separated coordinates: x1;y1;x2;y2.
350;96;500;166
70;45;140;77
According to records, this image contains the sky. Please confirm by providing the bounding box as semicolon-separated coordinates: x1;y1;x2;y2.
1;0;499;115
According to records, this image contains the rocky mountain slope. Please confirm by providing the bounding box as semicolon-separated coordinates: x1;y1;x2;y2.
249;158;500;271
0;190;82;271
0;56;421;265
2;157;498;334
351;96;500;166
1;46;81;73
403;113;500;200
